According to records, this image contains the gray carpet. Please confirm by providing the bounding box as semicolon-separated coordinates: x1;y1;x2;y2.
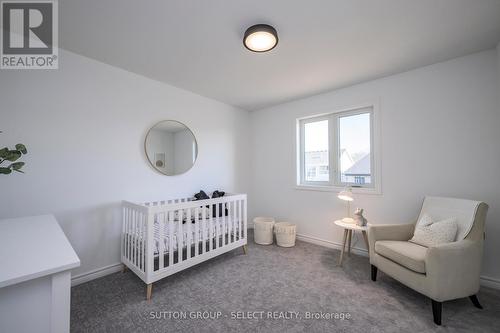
71;231;500;332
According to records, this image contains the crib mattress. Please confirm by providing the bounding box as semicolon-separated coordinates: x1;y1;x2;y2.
126;216;242;255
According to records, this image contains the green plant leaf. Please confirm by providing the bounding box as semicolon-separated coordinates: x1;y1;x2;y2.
0;147;8;158
10;162;24;170
15;144;27;154
4;150;21;161
0;167;12;174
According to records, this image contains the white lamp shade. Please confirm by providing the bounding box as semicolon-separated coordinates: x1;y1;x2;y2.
337;189;353;201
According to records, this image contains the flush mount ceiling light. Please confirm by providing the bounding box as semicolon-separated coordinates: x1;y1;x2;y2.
243;24;278;52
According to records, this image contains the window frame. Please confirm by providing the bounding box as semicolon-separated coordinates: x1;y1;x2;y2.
295;102;381;194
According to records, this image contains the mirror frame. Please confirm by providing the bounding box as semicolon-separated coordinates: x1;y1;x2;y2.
144;120;198;176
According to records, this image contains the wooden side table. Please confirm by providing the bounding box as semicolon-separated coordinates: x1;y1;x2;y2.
334;220;369;266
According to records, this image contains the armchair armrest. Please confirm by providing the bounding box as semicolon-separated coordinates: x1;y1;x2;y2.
425;239;482;301
367;223;415;257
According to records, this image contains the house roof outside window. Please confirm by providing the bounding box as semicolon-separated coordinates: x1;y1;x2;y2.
344;154;371;176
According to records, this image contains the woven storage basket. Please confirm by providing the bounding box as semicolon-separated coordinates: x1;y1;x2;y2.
253;217;275;245
274;222;297;247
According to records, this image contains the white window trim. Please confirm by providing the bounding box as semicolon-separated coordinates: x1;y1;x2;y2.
295;101;382;195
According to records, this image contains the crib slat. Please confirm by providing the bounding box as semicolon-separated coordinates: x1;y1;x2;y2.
137;212;141;270
243;198;247;239
220;203;224;247
194;207;199;257
169;210;174;266
215;203;220;248
129;208;133;262
121;207;125;259
123;207;127;260
130;210;137;265
123;207;126;258
233;201;238;242
223;203;227;247
136;211;140;267
123;207;128;258
143;212;147;271
209;206;214;251
137;212;140;269
129;209;133;264
138;212;141;267
229;201;233;244
136;211;139;267
158;213;164;270
225;203;229;245
177;209;183;263
227;202;231;243
133;210;136;263
132;209;136;263
238;200;242;240
186;208;191;259
201;207;206;254
146;209;154;278
140;213;145;271
144;212;147;271
227;202;231;244
232;201;236;242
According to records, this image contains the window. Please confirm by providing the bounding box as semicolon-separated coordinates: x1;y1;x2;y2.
297;105;379;191
303;119;329;182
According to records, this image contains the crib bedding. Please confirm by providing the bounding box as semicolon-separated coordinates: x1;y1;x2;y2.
127;214;242;256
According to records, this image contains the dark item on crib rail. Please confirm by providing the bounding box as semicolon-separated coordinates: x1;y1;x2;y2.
188;190;228;223
211;190;228;217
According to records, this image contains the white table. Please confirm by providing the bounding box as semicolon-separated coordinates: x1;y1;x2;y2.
334;219;369;266
0;215;80;333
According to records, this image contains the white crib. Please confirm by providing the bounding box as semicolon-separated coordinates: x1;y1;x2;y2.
122;193;247;299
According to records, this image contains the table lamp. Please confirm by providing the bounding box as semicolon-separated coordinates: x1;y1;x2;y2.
337;187;354;223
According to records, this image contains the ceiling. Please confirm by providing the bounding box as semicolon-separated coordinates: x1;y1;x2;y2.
60;0;500;111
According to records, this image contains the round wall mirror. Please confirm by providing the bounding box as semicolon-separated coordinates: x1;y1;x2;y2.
145;120;198;175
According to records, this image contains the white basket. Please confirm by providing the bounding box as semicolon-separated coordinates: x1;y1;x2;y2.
274;222;297;247
253;217;275;245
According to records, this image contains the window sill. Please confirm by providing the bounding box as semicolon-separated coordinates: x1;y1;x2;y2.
294;184;382;195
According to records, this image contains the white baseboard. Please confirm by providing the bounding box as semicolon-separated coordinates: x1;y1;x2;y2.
71;263;123;286
296;232;499;290
296;233;369;257
479;275;500;290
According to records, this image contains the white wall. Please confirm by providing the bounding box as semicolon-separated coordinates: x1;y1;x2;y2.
0;49;250;278
249;49;500;284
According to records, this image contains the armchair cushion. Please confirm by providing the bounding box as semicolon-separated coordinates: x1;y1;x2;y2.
418;196;481;241
375;240;427;273
409;214;458;247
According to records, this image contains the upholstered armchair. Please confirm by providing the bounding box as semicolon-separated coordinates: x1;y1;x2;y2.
368;196;488;325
